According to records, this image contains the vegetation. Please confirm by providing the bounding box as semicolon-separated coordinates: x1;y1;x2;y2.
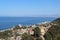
33;27;41;37
36;37;42;40
52;18;60;24
13;25;21;30
0;30;12;39
44;18;60;40
22;27;42;40
22;33;34;40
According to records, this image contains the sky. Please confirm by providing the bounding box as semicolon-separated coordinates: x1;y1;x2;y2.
0;0;60;17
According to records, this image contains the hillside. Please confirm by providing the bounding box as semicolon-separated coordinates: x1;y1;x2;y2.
52;18;60;24
44;18;60;40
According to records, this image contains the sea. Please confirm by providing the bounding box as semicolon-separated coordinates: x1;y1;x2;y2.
0;17;56;30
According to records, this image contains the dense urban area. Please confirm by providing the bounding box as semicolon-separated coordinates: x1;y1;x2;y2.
0;18;60;40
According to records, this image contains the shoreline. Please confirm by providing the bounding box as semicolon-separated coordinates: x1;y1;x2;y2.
0;17;55;30
0;21;50;32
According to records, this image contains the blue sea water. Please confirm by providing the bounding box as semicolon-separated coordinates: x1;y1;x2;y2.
0;17;56;30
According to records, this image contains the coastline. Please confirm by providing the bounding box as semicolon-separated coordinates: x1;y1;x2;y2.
0;21;50;32
0;17;55;30
0;20;52;40
0;18;60;40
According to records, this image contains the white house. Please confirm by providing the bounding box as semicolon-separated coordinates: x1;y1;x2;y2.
32;24;36;28
18;24;22;27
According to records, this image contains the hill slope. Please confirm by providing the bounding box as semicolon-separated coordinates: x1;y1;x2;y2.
44;18;60;40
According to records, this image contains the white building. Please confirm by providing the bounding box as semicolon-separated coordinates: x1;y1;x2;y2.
32;24;37;29
18;24;22;27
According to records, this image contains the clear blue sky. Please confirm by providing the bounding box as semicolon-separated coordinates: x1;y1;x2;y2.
0;0;60;17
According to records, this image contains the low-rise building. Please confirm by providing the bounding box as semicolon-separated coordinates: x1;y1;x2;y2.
32;24;37;29
18;24;22;27
16;29;28;35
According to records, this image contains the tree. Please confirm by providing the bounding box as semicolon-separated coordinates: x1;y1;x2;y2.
22;33;34;40
36;37;42;40
0;30;12;39
44;24;60;40
13;25;21;30
44;32;52;40
44;18;60;40
33;27;41;37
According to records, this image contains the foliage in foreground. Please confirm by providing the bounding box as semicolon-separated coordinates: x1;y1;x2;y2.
44;18;60;40
0;30;12;39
